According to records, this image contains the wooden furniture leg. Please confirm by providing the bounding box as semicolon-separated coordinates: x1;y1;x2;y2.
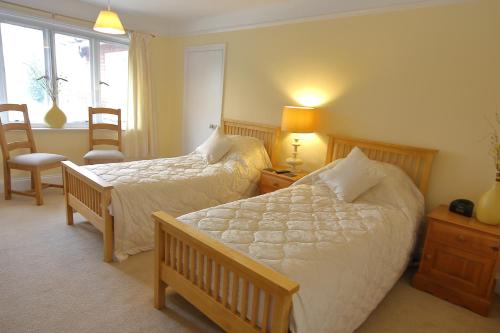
30;171;35;190
3;161;11;200
154;220;167;309
63;170;73;225
65;202;74;225
103;191;113;262
33;168;43;206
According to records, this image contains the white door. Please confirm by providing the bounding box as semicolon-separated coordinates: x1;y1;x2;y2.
183;44;225;154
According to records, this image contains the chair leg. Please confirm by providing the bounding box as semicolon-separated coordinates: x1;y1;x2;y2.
30;172;35;191
33;168;43;206
4;163;12;200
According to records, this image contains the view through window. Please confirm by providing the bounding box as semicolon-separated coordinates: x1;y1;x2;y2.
0;20;128;127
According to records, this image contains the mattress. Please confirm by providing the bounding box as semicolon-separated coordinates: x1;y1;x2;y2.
177;162;424;333
83;136;271;261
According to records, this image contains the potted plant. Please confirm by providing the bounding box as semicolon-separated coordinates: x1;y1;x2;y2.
476;112;500;225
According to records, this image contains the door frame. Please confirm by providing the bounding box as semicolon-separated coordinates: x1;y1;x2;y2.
182;43;226;152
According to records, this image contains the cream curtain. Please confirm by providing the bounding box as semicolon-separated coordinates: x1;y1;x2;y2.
124;32;158;159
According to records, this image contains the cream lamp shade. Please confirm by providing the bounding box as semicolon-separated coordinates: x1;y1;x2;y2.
281;106;317;133
280;106;318;172
94;2;125;35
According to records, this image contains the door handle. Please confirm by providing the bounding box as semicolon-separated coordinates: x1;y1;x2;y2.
209;124;217;129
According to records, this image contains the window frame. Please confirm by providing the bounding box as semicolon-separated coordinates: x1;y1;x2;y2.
0;10;129;128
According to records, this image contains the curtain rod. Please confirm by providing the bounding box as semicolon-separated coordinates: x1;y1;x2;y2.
0;0;156;37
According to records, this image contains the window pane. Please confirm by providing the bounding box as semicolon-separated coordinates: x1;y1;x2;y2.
54;33;91;124
1;23;49;123
99;41;128;124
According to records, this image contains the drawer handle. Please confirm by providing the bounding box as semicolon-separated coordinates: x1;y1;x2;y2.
425;254;432;260
456;235;466;242
272;182;279;187
492;246;499;252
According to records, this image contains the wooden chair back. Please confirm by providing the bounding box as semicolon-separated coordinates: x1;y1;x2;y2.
88;107;122;152
0;104;37;161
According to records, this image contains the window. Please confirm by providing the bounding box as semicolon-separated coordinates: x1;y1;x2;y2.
0;18;128;127
1;23;48;124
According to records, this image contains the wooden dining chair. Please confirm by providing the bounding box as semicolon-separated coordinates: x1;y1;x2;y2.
0;104;67;205
83;107;125;165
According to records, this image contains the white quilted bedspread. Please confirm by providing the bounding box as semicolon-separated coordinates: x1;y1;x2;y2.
83;136;271;261
178;163;424;333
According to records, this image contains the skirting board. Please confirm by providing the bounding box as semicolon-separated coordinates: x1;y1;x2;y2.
0;174;62;193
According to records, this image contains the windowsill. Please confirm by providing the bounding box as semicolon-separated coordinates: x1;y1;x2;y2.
31;126;125;132
32;127;88;131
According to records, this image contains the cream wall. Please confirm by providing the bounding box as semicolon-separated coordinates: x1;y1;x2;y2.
0;129;89;184
152;0;500;210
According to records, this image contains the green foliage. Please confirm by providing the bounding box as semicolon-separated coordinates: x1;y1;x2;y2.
27;64;46;103
26;64;67;102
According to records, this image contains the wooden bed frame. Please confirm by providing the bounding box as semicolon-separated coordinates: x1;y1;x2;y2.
153;135;438;333
62;119;280;262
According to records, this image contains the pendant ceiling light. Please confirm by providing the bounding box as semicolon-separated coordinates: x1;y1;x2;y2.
93;0;125;35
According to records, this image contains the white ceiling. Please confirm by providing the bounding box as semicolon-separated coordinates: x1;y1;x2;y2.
6;0;463;35
81;0;288;20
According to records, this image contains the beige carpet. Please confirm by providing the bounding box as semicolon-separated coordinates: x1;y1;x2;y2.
0;190;499;333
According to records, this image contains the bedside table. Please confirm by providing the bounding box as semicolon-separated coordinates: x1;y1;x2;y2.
259;168;308;194
412;205;500;316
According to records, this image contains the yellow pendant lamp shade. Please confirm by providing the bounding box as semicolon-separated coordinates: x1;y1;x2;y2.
93;2;125;35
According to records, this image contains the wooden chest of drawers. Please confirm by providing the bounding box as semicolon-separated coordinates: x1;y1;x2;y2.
412;205;500;316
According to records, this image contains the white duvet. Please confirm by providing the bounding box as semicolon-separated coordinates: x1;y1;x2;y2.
83;136;271;261
177;161;424;333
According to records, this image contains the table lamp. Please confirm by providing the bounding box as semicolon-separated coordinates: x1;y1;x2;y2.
280;106;317;172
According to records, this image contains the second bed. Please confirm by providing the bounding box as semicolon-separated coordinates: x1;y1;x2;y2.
62;119;280;261
153;136;437;333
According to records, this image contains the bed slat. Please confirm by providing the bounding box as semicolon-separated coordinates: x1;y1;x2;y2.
251;285;260;327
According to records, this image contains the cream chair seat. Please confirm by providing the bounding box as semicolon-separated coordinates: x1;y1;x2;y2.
9;153;67;166
83;149;125;162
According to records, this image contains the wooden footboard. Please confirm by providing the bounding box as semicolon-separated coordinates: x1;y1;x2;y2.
153;211;300;333
62;161;114;262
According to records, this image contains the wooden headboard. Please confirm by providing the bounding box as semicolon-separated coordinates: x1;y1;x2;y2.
326;136;438;196
223;119;280;165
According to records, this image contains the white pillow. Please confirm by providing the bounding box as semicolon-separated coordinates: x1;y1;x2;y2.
195;126;232;164
319;147;385;202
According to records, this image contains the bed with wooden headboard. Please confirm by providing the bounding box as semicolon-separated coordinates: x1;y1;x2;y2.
152;135;437;333
326;136;437;196
62;119;280;262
